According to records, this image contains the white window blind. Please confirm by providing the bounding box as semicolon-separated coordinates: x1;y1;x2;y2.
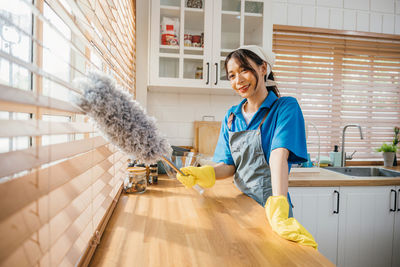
0;0;136;266
273;25;400;161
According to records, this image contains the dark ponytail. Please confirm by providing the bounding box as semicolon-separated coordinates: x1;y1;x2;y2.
266;71;280;97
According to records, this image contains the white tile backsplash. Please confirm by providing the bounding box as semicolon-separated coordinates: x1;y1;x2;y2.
288;5;303;26
302;6;316;26
178;122;194;138
288;0;316;5
158;121;179;138
357;12;370;31
343;9;357;30
396;15;400;33
371;0;395;13
148;91;236;145
273;0;400;33
273;2;288;25
317;0;343;8
383;14;395;33
344;0;369;11
330;8;344;29
316;7;330;28
370;13;383;32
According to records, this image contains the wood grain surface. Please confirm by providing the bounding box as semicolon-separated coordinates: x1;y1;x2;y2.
89;176;333;267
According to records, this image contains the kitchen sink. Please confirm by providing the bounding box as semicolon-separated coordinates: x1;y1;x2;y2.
325;167;400;177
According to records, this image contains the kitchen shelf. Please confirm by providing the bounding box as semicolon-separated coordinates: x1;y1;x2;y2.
160;5;180;17
160;45;179;50
184;7;204;13
159;52;180;58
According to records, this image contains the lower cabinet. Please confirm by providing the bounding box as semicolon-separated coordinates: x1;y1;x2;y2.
392;186;400;267
289;187;340;265
289;185;399;267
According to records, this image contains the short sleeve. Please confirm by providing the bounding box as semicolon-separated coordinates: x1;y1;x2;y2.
270;98;308;164
212;114;235;165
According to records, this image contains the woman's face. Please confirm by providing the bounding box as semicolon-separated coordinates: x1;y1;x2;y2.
226;57;267;99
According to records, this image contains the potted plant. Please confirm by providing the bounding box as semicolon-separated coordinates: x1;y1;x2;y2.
376;143;397;167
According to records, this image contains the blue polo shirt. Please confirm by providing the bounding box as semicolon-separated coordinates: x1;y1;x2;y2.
213;91;308;167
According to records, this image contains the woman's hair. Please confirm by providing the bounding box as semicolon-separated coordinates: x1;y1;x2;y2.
224;49;280;97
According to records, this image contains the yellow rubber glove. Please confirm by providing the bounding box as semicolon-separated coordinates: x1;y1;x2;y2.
265;195;318;250
176;165;216;188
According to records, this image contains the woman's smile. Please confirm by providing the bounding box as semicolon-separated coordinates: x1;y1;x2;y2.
238;84;250;94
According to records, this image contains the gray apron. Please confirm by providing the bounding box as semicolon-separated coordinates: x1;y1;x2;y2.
227;104;293;216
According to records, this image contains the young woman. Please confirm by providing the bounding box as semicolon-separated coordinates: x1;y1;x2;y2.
177;45;317;249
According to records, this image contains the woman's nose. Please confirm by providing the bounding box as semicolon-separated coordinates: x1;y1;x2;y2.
237;73;245;84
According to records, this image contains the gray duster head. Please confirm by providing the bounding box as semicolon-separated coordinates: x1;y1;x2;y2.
73;71;172;164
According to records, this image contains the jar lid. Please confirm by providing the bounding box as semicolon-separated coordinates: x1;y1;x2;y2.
127;166;146;173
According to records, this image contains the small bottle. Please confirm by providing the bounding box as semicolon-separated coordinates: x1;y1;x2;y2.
329;145;342;167
149;163;158;185
124;167;147;194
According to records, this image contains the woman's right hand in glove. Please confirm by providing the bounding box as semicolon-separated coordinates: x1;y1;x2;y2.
176;165;216;188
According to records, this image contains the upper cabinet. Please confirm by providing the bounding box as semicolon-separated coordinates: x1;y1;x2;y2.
149;0;269;93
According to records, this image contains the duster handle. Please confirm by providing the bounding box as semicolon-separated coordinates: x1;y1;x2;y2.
161;156;204;195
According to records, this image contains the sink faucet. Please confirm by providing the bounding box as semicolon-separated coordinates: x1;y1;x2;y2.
341;124;364;167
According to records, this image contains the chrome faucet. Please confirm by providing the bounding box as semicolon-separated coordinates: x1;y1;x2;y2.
341;124;364;167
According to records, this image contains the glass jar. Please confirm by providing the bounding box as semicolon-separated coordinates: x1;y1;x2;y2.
149;163;158;185
195;66;203;79
124;167;147;194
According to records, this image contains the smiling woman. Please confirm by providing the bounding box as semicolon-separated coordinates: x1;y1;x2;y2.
176;45;318;249
0;0;136;266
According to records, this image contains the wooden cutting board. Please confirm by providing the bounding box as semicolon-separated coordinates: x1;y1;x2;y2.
194;121;221;156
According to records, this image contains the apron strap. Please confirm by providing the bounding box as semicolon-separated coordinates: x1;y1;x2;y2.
227;113;235;130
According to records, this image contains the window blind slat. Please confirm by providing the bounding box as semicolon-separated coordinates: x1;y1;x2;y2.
0;84;83;114
0;136;107;178
0;120;94;137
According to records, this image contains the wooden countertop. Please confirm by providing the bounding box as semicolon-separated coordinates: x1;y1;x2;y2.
289;166;400;187
89;176;333;267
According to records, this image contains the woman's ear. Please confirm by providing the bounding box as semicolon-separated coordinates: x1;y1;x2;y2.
259;62;268;76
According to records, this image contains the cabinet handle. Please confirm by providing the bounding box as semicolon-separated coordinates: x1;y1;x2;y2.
390;189;397;212
398;189;400;212
214;63;218;85
206;62;210;85
333;190;340;214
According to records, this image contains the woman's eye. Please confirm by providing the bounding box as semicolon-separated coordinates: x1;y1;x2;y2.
228;75;234;80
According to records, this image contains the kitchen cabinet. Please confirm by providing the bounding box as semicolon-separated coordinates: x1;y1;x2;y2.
290;185;399;267
337;186;395;267
289;187;340;265
392;186;400;267
149;0;269;93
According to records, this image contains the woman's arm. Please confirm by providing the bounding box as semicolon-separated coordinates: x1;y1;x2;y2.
213;162;235;179
269;147;289;196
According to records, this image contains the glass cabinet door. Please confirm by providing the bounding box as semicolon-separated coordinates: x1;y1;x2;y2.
155;0;211;86
213;0;265;88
